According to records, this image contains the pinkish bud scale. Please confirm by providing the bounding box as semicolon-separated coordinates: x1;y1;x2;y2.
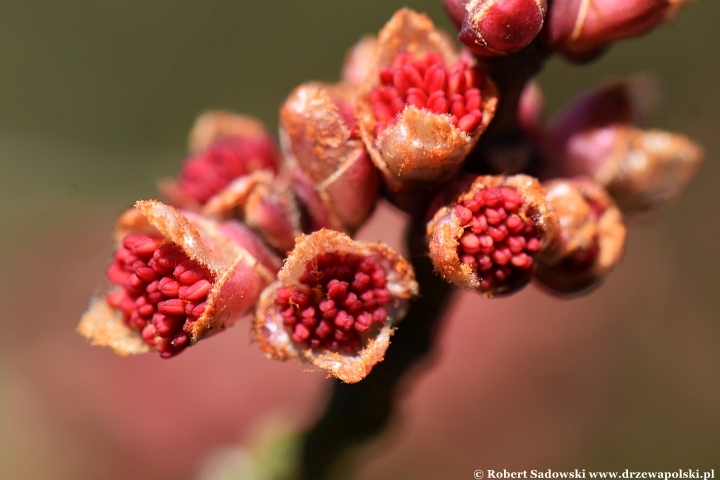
106;234;215;358
370;52;485;134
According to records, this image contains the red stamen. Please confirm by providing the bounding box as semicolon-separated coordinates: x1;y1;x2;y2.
105;235;215;358
456;187;542;291
178;136;278;205
370;52;484;134
273;253;391;354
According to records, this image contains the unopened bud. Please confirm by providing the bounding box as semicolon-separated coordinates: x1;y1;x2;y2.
548;0;689;61
456;0;547;57
541;80;702;214
535;178;626;294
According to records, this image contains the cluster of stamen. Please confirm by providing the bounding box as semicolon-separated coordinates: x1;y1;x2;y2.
370;52;484;134
454;187;543;291
273;252;392;354
105;234;215;358
178;136;277;204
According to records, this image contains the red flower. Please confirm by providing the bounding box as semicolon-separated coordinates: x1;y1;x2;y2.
79;200;280;358
354;9;498;192
253;229;418;383
426;175;558;296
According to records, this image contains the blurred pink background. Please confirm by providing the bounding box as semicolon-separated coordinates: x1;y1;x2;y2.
0;1;718;479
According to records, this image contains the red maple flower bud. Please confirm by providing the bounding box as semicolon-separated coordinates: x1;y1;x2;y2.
280;82;380;233
447;0;548;57
535;178;627;294
78;200;280;358
427;175;558;296
161;112;280;208
547;0;690;61
161;112;300;252
253;229;418;383
355;9;498;192
541;79;703;214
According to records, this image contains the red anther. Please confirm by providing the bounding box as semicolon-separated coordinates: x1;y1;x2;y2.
526;238;541;252
506;214;523;232
125;274;144;295
370;52;485;133
333;310;352;330
142;324;157;345
454;204;473;225
154;251;186;275
488;226;507;242
154;314;182;338
290;291;310;307
379;67;394;85
507;235;527;253
460;232;481;254
133;262;157;283
187;302;207;318
428;95;449;115
354;312;373;332
371;307;387;323
105;234;215;358
458;112;482;132
351;272;371;290
327;279;349;299
158;299;186;316
471;215;488;234
462;255;479;269
293;323;311;342
132;237;165;258
300;306;316;319
315;320;333;338
406;88;428;109
159;277;180;298
179;279;212;302
371;270;387;288
424;65;447;93
106;264;127;284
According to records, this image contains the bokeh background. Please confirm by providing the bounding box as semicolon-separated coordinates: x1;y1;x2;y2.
0;1;718;479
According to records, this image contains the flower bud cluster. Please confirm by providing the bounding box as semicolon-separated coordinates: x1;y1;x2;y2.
79;4;701;383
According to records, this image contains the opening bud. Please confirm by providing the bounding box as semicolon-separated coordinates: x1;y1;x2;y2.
356;9;498;192
280;82;380;233
166;113;280;207
253;229;418;383
79;200;280;358
535;178;627;294
427;174;558;296
161;112;300;252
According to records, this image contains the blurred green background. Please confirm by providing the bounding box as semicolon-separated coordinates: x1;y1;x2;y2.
0;1;718;479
